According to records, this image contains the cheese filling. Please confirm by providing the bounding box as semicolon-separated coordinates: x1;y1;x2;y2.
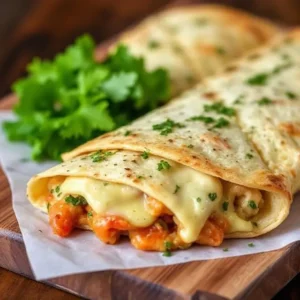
49;166;262;244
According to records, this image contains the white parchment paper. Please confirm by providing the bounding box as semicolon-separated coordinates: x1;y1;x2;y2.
0;111;300;280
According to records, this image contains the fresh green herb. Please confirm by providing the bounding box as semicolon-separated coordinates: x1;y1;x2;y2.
222;202;229;211
90;150;115;162
286;91;296;99
208;193;217;201
57;192;62;197
212;117;230;129
47;203;51;213
216;47;226;55
257;97;272;106
163;241;172;257
248;242;255;247
55;186;60;193
187;115;215;123
87;211;93;218
148;40;160;49
141;151;149;159
124;130;131;136
137;175;145;180
246;73;269;85
65;195;87;206
196;197;201;203
3;35;170;161
223;248;229;252
187;144;194;148
152;119;185;136
173;184;180;194
157;160;171;171
248;200;258;209
246;153;254;159
204;102;235;117
246;63;291;86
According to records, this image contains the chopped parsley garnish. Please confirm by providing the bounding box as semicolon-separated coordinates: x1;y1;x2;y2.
148;40;160;49
246;153;254;159
257;97;272;106
163;241;172;257
286;91;296;99
65;195;87;206
47;203;51;212
223;248;229;252
55;186;60;193
246;63;291;86
248;242;255;247
216;47;226;55
196;197;201;203
222;202;229;211
212;117;230;129
141;151;149;159
90;150;115;162
87;211;93;218
187;115;215;123
173;185;180;194
124;130;131;136
157;160;171;171
248;200;258;209
137;175;145;179
187;144;194;148
152;119;185;136
246;73;269;85
204;102;235;117
2;35;170;161
208;193;217;201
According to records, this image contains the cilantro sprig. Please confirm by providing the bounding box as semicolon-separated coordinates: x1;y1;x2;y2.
3;35;170;160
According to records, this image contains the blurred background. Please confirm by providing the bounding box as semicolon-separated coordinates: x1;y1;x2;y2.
1;0;300;98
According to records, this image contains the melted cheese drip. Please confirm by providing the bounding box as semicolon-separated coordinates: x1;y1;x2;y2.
57;167;223;243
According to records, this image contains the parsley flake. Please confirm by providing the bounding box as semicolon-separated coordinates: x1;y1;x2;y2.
248;242;255;247
257;97;272;106
148;40;160;49
222;202;229;211
124;130;131;136
141;151;149;159
248;200;258;209
208;193;217;201
152;119;185;136
223;248;229;252
212;117;230;129
204;102;235;117
65;195;88;206
246;73;269;85
188;115;215;123
246;153;254;159
157;160;171;171
47;203;51;213
87;211;93;218
196;197;201;203
173;185;180;194
286;91;296;100
55;186;60;193
90;150;115;162
163;241;172;257
187;144;194;148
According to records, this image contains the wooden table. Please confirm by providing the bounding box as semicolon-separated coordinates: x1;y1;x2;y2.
1;0;300;299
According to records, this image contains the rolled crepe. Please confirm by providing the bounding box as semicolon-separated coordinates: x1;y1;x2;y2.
27;30;300;251
116;5;278;95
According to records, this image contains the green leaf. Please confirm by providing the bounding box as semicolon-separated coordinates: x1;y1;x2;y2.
102;72;137;102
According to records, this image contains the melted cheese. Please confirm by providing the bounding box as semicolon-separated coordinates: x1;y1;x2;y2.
57;166;223;244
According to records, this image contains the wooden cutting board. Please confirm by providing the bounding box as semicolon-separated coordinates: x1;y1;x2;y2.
1;10;300;300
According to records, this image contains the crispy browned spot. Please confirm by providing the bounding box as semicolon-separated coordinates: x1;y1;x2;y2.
203;92;217;100
279;122;300;136
200;133;231;150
